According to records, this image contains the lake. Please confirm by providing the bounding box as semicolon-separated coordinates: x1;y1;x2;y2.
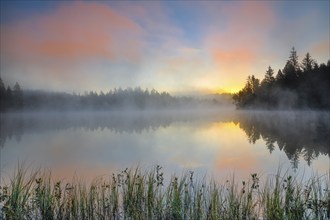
0;109;329;183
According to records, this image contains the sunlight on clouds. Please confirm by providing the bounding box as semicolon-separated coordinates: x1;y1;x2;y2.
311;39;330;62
1;1;143;63
0;1;329;94
221;86;242;94
203;1;276;93
0;1;145;92
212;48;256;92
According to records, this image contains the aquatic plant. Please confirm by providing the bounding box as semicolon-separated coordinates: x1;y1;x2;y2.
0;165;329;219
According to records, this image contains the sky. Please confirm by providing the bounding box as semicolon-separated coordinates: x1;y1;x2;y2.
1;1;329;95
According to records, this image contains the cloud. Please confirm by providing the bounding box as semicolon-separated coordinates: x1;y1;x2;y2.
202;2;276;92
310;38;330;62
1;1;196;92
213;49;256;66
1;1;328;94
1;1;143;64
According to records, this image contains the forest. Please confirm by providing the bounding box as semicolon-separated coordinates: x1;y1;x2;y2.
233;47;330;109
1;47;329;111
0;80;227;112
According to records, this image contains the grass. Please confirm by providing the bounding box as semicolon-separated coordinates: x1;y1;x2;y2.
0;165;329;219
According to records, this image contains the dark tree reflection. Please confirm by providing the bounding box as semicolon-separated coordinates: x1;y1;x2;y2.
235;111;329;168
1;111;328;170
0;110;235;148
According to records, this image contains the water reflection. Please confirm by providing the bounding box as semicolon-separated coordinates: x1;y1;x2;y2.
0;110;235;144
0;110;329;181
235;111;330;168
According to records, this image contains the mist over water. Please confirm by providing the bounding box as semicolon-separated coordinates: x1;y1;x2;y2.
1;109;329;183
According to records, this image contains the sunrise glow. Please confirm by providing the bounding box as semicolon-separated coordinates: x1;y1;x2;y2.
1;1;329;94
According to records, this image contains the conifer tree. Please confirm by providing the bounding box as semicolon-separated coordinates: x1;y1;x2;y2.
302;52;314;72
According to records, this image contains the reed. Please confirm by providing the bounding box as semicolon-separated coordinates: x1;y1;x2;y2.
0;165;329;219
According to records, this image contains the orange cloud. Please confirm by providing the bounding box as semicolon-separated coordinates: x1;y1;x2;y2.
1;1;143;63
223;2;275;32
211;48;257;92
213;48;256;64
204;2;276;92
311;39;330;62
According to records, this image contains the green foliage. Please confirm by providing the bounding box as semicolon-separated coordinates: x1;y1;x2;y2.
1;165;329;219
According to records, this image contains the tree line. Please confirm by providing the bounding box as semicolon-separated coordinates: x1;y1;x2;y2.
233;47;330;109
0;79;222;112
0;80;23;111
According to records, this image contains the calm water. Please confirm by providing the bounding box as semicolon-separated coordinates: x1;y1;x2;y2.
1;110;329;183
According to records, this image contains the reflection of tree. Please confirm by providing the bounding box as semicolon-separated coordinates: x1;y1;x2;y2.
0;114;24;148
0;110;236;147
265;138;276;154
303;148;318;167
2;111;328;170
236;111;330;168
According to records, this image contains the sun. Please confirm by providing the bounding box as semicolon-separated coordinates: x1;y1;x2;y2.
213;86;241;94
